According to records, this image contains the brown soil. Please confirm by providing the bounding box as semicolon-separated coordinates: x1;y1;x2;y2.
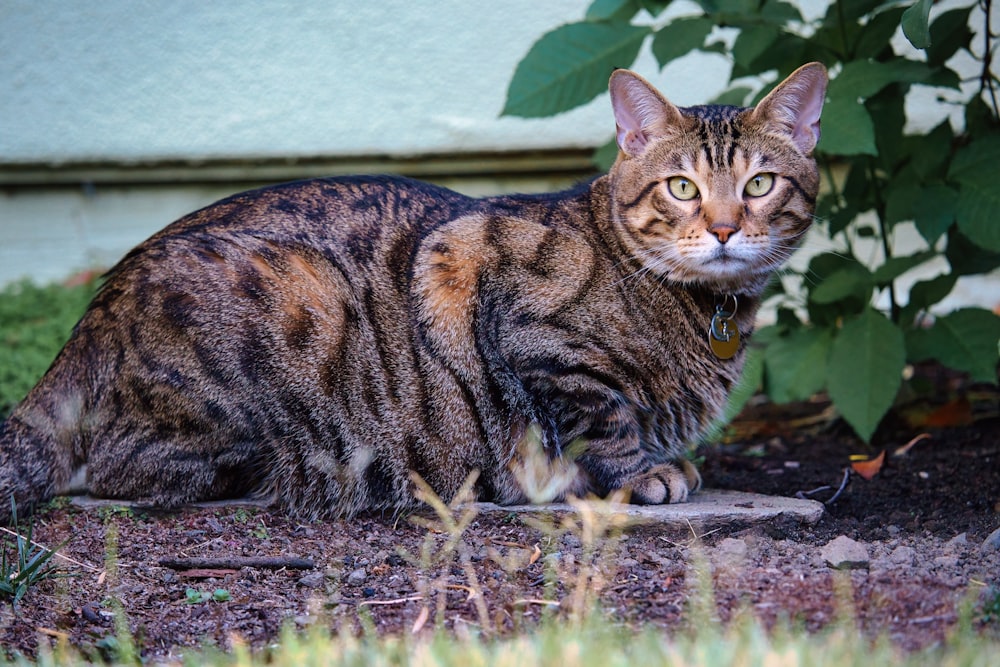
2;379;998;662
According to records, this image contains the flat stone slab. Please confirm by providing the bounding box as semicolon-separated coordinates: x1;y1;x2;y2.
475;489;824;528
67;488;823;528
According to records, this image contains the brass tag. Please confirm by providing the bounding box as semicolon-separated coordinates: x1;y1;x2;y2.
709;310;740;360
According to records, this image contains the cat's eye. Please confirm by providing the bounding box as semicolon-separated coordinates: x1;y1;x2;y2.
744;173;775;197
667;177;699;201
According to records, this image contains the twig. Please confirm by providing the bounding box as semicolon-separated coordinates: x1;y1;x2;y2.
795;467;851;505
0;526;101;572
158;556;314;570
357;595;424;607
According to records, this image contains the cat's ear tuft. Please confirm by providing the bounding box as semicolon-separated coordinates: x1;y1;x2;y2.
609;70;683;158
752;62;828;156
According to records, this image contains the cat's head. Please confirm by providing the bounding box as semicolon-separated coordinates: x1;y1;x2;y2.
606;63;827;294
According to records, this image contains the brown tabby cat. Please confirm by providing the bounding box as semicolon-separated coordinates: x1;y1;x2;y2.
0;64;826;520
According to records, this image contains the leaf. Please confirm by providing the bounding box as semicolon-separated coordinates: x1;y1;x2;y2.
900;273;957;324
827;308;906;442
910;121;954;181
503;22;651;118
817;98;877;156
854;7;905;59
586;0;639;22
901;0;933;49
651;17;713;68
912;184;957;245
827;59;932;101
763;327;834;404
905;308;1000;383
809;264;874;305
945;228;1000;276
927;6;975;67
872;250;935;287
949;136;1000;252
732;25;780;71
710;86;752;106
592;137;619;171
850;450;885;480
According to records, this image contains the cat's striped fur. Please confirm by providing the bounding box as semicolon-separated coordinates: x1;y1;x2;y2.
0;64;826;519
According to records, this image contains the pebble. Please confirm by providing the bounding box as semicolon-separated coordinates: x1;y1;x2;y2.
712;537;749;569
821;535;870;570
981;526;1000;553
889;545;916;565
346;567;367;586
944;533;967;552
298;572;325;589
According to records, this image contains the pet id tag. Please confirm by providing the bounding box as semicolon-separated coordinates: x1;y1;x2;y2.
708;299;740;360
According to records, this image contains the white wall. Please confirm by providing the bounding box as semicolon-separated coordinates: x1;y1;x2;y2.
0;0;995;314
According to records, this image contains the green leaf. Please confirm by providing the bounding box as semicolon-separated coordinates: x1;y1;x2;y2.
910;120;953;180
809;263;874;304
949;136;1000;252
927;6;975;67
710;86;752;106
503;22;651;118
763;327;834;403
827;308;906;442
945;228;1000;276
901;0;933;49
638;0;672;16
900;273;957;324
913;184;957;245
586;0;639;22
854;7;905;59
593;137;619;171
651;17;713;68
872;250;935;287
817;98;877;156
906;308;1000;383
827;59;932;101
759;0;802;25
732;25;780;71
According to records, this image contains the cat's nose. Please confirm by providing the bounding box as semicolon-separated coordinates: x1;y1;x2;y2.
709;223;738;244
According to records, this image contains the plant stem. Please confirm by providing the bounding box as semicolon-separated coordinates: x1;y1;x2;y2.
980;0;999;118
866;159;900;323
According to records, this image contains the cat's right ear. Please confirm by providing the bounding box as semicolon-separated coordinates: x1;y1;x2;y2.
609;70;684;158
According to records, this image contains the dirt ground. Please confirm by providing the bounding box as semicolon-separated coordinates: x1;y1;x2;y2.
1;373;998;662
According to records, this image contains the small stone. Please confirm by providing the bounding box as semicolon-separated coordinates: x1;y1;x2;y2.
346;567;367;586
934;555;959;568
298;572;325;589
981;526;1000;553
712;537;748;569
888;545;916;565
821;536;870;570
945;533;967;552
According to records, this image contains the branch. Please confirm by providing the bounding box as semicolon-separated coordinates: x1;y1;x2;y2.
158;556;315;570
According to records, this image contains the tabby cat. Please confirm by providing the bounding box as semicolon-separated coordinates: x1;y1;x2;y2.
0;64;827;520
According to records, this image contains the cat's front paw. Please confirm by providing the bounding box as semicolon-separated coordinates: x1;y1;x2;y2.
626;460;702;504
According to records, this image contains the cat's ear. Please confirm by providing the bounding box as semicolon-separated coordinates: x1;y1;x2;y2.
609;69;684;157
751;62;828;155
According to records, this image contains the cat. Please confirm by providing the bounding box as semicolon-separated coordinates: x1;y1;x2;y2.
0;63;827;520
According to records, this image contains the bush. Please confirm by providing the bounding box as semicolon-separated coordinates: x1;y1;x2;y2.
504;0;1000;441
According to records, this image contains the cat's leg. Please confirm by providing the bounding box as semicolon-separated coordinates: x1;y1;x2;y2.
86;433;261;507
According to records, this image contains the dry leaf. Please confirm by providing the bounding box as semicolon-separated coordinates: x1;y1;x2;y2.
850;450;885;481
893;433;931;457
923;398;973;427
529;543;542;565
411;605;430;634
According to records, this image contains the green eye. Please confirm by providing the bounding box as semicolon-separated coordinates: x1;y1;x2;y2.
745;173;775;197
667;177;699;201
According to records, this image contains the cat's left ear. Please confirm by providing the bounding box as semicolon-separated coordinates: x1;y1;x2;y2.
609;69;685;157
751;62;828;155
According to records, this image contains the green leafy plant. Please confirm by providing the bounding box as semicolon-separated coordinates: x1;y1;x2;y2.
185;587;231;604
0;497;71;607
505;0;1000;441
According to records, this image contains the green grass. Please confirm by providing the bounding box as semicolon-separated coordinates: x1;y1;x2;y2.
0;278;97;416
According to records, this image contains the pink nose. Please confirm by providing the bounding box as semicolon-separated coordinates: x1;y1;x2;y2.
710;223;738;243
